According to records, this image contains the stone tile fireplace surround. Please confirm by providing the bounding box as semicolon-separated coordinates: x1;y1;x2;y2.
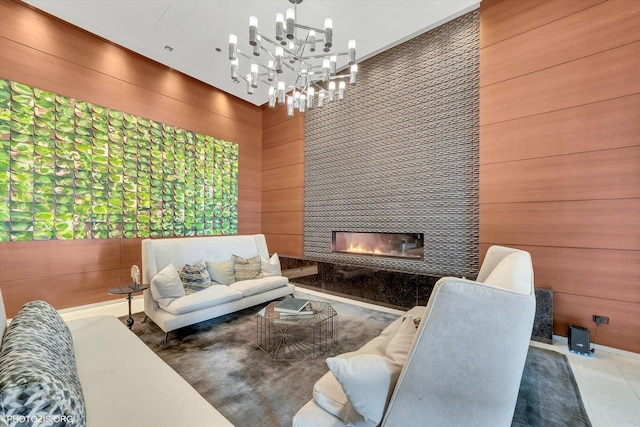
303;11;480;279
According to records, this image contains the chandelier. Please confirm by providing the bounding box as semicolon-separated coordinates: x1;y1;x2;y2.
228;0;358;116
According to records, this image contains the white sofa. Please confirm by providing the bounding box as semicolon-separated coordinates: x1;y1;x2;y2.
142;234;295;343
293;245;536;427
0;291;233;427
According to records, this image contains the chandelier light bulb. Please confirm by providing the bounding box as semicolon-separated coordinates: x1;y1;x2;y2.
318;90;325;107
228;34;237;60
348;40;356;64
350;64;358;85
286;8;296;39
287;96;294;117
277;80;285;104
338;81;346;100
299;94;306;113
250;63;259;88
249;16;258;46
328;81;336;102
322;59;331;82
246;74;254;94
230;59;238;81
308;30;316;52
268;86;276;108
323;18;333;51
330;55;337;74
293;90;300;109
275;13;284;41
307;87;314;109
267;60;275;81
275;46;284;73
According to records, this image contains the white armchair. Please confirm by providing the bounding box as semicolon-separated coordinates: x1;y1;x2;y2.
293;246;536;426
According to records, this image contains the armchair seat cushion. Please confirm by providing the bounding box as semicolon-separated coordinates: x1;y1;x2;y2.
313;371;349;421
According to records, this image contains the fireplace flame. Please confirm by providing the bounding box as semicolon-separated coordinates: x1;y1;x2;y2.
347;243;382;255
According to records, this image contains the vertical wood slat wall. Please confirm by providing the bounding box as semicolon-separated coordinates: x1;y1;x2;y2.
261;104;305;257
0;0;262;316
480;0;640;353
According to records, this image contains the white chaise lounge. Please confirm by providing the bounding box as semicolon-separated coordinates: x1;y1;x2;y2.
0;291;233;427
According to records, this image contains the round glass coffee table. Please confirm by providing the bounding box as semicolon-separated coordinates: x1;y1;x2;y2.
257;300;337;360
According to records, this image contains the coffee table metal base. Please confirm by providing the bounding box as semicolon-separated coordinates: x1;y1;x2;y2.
257;300;337;360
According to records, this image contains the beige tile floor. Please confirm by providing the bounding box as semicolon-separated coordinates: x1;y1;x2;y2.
59;289;640;426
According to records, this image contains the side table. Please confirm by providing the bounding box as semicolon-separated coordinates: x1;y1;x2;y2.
107;284;149;330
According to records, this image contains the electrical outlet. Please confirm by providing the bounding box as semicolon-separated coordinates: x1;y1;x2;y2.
593;315;609;325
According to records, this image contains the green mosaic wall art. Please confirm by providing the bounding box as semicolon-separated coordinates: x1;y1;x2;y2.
0;78;238;242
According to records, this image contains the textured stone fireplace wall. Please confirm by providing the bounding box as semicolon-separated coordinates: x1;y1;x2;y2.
304;11;480;277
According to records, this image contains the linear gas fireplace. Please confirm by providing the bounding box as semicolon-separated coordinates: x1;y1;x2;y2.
332;232;424;260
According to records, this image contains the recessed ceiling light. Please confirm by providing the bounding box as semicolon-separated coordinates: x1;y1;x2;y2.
164;45;174;52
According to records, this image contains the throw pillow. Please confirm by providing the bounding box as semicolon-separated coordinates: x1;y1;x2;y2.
232;254;261;281
206;259;236;285
260;253;282;277
385;316;417;365
150;263;185;305
0;300;86;426
179;260;212;294
326;354;402;425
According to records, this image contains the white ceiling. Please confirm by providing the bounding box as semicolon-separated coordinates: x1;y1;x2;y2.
24;0;480;106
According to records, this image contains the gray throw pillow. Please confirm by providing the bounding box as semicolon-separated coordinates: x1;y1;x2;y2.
232;254;262;281
206;259;236;285
179;260;212;294
0;300;86;426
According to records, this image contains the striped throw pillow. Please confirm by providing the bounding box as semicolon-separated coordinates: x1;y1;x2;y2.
232;254;262;281
179;261;212;294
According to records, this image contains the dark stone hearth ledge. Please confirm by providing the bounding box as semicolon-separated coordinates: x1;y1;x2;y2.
282;258;553;343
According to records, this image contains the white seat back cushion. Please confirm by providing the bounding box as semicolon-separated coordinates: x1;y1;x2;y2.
482;251;533;295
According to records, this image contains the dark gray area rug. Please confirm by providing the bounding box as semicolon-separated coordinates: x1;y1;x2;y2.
513;346;592;427
125;293;591;427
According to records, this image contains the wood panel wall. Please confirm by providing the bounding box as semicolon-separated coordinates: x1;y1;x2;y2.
261;104;305;257
0;0;262;316
480;0;640;353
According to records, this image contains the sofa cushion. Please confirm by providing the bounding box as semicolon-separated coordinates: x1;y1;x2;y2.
312;371;349;421
260;253;282;277
385;315;417;365
326;354;402;426
206;259;236;285
0;300;86;426
158;285;243;315
483;251;532;295
232;254;262;281
228;276;288;297
150;263;186;305
179;261;212;294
